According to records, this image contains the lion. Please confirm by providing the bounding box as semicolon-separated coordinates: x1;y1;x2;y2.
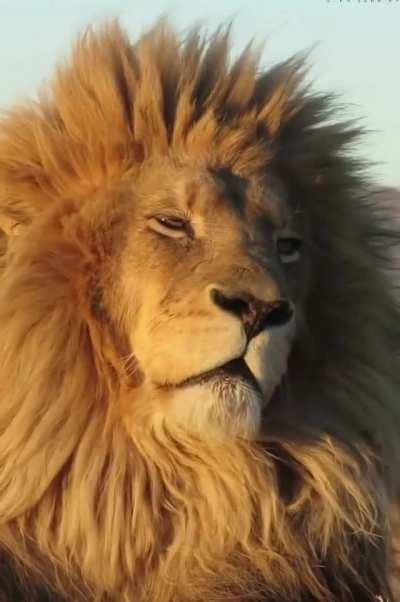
0;19;399;602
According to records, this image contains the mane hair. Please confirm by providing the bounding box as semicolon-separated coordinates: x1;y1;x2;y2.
0;20;399;602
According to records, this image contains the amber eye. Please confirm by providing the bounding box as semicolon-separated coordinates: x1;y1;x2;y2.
158;216;186;230
276;236;302;264
148;216;189;239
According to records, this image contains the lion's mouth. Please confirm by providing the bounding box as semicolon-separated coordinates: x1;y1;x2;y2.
162;358;261;392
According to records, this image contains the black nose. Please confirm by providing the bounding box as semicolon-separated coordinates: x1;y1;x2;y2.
210;289;293;340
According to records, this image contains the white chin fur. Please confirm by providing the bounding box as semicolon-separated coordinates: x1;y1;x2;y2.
167;380;262;439
164;318;295;439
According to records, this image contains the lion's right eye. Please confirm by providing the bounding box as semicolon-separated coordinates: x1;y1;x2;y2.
148;216;189;239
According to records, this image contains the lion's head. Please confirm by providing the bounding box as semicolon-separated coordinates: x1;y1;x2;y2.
106;160;299;440
0;21;399;602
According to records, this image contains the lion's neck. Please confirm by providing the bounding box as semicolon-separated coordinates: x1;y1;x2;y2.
0;411;390;601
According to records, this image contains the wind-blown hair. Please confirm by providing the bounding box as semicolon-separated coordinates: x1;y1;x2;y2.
0;21;399;602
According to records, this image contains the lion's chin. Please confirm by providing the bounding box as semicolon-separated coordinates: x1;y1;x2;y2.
165;366;267;439
159;326;294;439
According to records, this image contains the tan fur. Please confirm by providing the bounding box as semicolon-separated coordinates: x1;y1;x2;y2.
0;20;399;602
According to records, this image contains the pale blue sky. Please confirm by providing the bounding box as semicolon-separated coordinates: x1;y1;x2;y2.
0;0;399;186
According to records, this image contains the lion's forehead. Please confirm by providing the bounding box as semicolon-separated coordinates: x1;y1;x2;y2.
131;162;291;236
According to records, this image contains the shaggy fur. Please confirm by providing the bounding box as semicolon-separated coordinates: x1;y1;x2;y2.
0;20;399;602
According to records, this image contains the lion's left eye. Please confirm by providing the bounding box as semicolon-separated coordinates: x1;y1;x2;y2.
276;237;303;264
148;216;189;239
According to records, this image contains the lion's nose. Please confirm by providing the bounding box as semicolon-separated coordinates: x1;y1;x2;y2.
210;288;293;340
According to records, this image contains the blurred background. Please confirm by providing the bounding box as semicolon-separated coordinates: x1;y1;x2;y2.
0;0;399;189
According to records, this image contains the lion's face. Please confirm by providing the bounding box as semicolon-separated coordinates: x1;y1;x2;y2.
111;160;307;438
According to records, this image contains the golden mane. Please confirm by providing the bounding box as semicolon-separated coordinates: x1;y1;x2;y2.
0;21;399;602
